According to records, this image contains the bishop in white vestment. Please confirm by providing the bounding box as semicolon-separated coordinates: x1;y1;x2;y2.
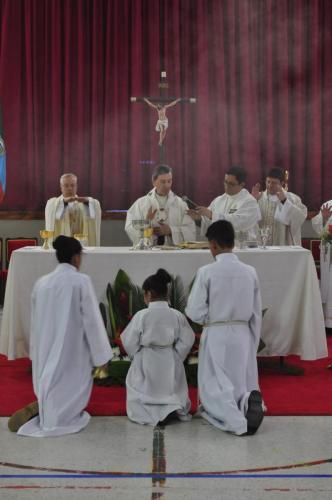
45;173;101;246
312;200;332;328
17;237;113;437
186;221;263;436
125;165;196;246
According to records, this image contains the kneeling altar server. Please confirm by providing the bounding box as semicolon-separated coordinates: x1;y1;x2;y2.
121;268;195;426
186;220;264;436
11;236;113;437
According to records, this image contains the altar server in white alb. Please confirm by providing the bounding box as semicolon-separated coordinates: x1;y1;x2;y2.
186;220;264;436
45;173;101;246
187;166;260;243
10;236;113;437
121;268;195;426
312;200;332;328
125;164;196;246
252;167;307;245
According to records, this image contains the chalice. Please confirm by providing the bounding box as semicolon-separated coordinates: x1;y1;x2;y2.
259;227;271;249
40;230;54;250
236;231;247;249
132;219;151;250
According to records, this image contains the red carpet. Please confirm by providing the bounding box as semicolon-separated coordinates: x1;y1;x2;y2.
1;337;331;417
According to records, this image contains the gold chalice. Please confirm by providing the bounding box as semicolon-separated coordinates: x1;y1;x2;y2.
40;230;54;250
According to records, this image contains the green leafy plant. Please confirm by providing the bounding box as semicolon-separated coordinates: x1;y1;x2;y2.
169;275;187;312
322;230;332;246
105;269;146;340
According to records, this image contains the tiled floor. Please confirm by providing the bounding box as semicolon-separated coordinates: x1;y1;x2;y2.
1;415;332;499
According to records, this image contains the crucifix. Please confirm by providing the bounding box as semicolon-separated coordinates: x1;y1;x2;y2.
131;71;196;163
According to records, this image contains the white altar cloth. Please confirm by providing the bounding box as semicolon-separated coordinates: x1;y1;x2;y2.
0;246;327;361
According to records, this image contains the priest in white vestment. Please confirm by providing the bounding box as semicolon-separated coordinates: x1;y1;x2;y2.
252;167;307;245
312;200;332;328
187;166;260;243
186;220;264;436
45;173;101;246
15;236;113;437
125;164;196;246
121;269;195;426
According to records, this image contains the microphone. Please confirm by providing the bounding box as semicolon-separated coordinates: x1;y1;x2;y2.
182;195;198;210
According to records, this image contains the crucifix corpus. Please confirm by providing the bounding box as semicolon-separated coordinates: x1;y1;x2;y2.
131;71;196;161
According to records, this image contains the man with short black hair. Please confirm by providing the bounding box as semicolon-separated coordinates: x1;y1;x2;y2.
188;166;260;242
186;220;264;436
252;167;307;245
125;164;196;246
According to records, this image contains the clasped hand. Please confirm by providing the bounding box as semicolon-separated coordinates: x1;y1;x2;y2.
63;195;88;203
153;223;171;236
187;207;212;220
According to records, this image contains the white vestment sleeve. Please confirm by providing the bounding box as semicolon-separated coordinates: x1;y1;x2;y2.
169;211;196;244
55;198;66;220
248;272;262;351
120;314;142;358
81;276;113;367
29;287;37;362
89;199;101;246
312;212;324;235
125;201;142;244
86;197;95;218
45;197;58;231
212;198;260;232
173;313;195;360
274;196;307;238
185;269;209;325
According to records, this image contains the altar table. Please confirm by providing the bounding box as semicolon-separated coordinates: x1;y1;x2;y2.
0;246;327;361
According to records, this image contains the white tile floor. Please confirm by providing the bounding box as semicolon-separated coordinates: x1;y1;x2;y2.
1;415;332;499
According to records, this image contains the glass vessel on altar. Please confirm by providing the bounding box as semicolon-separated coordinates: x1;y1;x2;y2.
40;230;54;250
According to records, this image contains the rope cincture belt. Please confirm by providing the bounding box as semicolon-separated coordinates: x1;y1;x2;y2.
141;344;173;349
203;320;249;327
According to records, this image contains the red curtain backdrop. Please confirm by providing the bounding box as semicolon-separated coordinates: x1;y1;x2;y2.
0;0;331;211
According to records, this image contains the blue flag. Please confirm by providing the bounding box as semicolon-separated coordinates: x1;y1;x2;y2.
0;106;6;203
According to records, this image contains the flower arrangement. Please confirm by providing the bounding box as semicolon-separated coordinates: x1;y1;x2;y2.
95;269;200;384
321;224;332;246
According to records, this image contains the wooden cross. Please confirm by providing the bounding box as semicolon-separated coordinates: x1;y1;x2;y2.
131;71;196;163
